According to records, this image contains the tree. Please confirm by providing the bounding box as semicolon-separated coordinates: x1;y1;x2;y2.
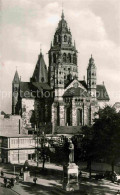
92;106;120;173
33;127;49;170
81;125;95;177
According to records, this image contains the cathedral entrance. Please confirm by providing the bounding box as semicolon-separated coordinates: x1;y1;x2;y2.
77;109;82;126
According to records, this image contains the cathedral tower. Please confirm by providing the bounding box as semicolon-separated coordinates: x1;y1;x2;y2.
48;11;78;90
87;55;97;98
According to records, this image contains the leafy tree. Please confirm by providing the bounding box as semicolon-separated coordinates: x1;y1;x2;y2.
92;106;120;173
81;125;95;177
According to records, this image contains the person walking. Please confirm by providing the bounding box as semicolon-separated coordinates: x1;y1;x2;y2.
33;177;37;185
1;170;4;177
10;177;15;187
16;175;19;184
4;177;7;187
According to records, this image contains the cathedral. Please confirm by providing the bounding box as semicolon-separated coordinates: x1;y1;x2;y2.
12;11;109;134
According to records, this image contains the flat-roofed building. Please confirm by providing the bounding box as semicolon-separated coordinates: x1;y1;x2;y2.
0;135;36;163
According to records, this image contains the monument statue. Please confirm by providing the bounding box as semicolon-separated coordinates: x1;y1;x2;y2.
68;140;74;163
63;139;79;191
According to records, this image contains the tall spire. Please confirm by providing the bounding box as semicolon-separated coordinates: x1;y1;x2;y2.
13;70;20;83
32;51;48;83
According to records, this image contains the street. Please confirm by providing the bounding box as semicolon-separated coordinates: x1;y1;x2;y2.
0;163;120;195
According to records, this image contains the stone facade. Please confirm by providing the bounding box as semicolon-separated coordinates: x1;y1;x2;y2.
12;11;110;135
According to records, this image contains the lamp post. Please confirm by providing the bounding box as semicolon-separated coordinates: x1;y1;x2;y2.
14;164;15;175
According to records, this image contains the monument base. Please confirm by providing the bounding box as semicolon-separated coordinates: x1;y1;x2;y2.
63;163;79;191
23;171;30;181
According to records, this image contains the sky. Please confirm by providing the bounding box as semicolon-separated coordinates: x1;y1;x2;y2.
0;0;120;114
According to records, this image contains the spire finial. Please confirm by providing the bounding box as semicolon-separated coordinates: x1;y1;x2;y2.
40;44;42;53
91;54;92;58
61;2;64;19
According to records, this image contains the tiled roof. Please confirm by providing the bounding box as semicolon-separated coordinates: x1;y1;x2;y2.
20;82;52;98
64;79;74;88
63;87;88;97
79;80;87;89
96;85;110;101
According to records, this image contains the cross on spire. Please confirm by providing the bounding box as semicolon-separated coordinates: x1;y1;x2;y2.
40;44;42;53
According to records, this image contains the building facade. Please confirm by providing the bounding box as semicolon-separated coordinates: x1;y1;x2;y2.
0;135;36;163
12;11;109;134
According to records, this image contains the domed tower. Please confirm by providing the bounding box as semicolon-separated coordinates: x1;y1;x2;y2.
87;55;97;98
48;10;78;89
12;70;20;115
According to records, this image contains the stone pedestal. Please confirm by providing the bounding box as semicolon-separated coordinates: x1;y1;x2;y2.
63;163;79;191
23;171;30;181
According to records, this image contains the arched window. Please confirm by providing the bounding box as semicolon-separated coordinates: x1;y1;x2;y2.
77;109;82;126
41;77;44;82
53;53;56;63
73;53;76;64
58;35;61;42
63;53;67;62
66;107;72;126
68;37;71;44
68;53;71;63
54;36;57;44
64;35;67;42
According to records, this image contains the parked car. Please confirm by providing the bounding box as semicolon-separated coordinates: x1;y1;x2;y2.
95;172;105;180
104;171;120;183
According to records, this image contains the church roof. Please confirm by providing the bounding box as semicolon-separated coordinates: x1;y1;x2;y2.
79;80;87;89
20;82;52;98
13;70;20;83
63;87;88;97
63;83;109;101
32;52;48;83
96;84;110;101
64;79;87;89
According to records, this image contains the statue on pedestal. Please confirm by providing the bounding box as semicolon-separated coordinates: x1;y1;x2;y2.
68;140;74;163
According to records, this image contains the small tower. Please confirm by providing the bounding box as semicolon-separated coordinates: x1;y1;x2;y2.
12;70;20;114
87;55;97;98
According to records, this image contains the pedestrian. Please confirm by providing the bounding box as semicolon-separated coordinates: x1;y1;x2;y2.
4;177;7;187
20;167;23;176
1;170;4;177
33;177;37;185
16;175;19;184
10;177;15;187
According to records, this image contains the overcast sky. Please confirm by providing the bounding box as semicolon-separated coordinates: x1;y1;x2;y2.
0;0;120;113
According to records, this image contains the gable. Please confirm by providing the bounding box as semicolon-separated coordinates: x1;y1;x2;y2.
64;79;87;92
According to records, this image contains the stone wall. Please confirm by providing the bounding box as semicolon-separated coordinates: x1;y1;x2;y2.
22;98;35;129
0;115;21;135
